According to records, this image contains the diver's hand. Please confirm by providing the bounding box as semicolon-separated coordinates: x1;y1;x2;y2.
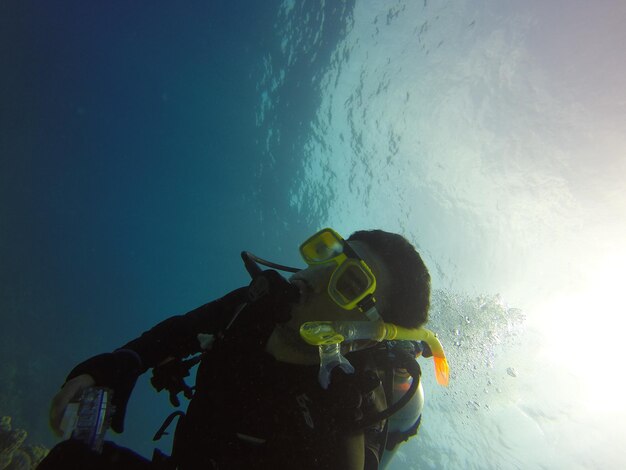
49;374;95;437
61;350;143;433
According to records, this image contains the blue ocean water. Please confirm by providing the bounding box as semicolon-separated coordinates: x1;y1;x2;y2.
2;1;625;469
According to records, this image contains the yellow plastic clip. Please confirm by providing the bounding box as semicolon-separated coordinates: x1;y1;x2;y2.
299;322;345;346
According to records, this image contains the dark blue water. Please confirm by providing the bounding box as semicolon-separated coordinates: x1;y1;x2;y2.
1;0;355;459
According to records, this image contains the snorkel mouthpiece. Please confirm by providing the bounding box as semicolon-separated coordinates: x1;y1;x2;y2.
300;321;450;387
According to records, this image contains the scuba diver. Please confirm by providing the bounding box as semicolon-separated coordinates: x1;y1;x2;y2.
39;228;449;470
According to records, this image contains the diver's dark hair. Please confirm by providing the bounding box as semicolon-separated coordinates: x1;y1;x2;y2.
348;230;431;329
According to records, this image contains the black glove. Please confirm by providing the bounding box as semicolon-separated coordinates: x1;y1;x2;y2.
66;349;143;433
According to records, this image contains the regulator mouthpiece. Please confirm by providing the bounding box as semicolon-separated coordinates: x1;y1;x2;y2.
318;343;355;389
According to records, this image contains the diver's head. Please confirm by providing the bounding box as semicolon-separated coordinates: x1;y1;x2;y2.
347;229;431;329
289;228;431;330
287;228;447;387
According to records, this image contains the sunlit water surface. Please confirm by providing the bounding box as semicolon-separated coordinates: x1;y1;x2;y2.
257;1;626;468
2;2;625;469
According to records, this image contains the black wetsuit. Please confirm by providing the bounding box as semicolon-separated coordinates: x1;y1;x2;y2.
40;287;395;470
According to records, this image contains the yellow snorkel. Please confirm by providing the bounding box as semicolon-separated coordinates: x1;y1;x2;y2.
300;321;450;388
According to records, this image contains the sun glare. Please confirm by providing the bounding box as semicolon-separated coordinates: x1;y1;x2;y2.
531;251;626;412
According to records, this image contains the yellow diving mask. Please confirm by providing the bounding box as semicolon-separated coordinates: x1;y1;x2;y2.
299;228;380;320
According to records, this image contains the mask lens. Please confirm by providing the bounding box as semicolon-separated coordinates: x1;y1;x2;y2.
301;228;378;311
331;262;373;305
301;230;344;264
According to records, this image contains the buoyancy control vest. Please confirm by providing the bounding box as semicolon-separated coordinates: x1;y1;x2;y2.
150;269;424;468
